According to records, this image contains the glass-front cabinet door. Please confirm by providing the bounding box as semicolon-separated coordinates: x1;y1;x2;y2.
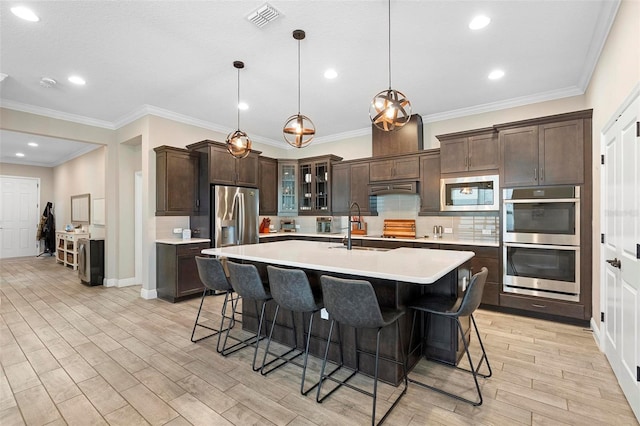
277;160;298;216
297;155;342;215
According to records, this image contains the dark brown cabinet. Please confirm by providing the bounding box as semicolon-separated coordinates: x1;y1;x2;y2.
258;156;277;215
500;119;585;187
332;161;372;216
155;146;198;216
369;156;420;182
419;150;441;213
440;245;500;307
188;140;259;188
298;155;342;215
372;114;423;157
438;130;499;174
156;242;209;302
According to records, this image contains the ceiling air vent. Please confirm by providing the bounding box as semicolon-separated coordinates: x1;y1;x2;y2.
247;3;280;28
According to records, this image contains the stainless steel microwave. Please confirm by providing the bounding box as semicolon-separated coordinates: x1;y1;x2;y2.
440;175;499;212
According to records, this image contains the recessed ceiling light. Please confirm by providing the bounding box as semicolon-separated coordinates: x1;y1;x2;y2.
324;69;338;79
16;152;25;157
68;75;86;85
488;69;505;80
238;102;249;111
469;15;490;30
28;142;39;147
11;6;39;22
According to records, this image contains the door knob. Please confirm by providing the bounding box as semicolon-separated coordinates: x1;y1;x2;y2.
606;258;621;269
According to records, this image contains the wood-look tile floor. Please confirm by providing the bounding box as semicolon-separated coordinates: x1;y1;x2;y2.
1;256;637;426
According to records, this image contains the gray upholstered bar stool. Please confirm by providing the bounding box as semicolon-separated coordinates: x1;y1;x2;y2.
408;267;492;406
261;265;324;395
317;275;408;426
191;257;240;345
222;260;272;371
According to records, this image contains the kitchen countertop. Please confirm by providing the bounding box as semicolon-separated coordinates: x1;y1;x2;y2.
155;238;211;245
202;240;474;284
259;232;499;247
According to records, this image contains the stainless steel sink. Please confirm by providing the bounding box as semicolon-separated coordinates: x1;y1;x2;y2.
327;245;390;252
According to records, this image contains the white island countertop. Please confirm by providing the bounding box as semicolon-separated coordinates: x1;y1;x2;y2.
202;240;474;284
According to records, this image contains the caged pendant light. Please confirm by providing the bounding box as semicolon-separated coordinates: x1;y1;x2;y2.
226;61;252;159
283;29;315;148
369;0;412;131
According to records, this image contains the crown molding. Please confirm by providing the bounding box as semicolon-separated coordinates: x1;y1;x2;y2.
0;99;115;129
312;127;372;145
421;86;585;124
576;0;621;91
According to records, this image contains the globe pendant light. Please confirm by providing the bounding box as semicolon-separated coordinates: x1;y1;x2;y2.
283;29;315;148
369;0;412;131
226;61;252;159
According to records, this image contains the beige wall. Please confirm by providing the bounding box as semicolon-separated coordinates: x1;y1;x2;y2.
53;146;106;238
584;0;640;331
117;142;141;280
0;163;54;210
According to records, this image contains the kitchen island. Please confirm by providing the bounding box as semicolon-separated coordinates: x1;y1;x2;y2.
202;240;474;384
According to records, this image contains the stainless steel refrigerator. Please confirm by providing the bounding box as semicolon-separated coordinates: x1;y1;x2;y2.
211;185;259;248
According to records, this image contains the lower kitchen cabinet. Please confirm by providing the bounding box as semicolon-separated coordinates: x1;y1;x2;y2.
499;293;585;319
440;245;500;307
156;242;209;302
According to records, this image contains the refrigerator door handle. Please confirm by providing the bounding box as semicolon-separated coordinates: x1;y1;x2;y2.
238;193;245;244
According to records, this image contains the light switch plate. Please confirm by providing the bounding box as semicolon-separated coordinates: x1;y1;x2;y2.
320;308;329;320
444;227;453;234
173;228;183;234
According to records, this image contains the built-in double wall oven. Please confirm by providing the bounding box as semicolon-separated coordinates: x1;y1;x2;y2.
502;186;580;302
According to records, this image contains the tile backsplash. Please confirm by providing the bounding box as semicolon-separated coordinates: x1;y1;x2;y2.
259;194;499;242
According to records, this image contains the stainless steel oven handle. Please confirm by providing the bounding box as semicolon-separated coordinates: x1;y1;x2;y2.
504;242;580;251
503;198;580;204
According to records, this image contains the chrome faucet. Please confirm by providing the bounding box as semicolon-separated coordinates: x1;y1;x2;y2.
347;202;361;250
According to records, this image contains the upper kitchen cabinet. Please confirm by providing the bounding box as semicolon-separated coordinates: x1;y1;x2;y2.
437;129;499;174
258;156;278;216
298;155;342;215
498;111;591;187
154;145;198;216
187;140;260;188
419;150;441;213
278;160;298;216
369;155;420;182
372;114;423;156
332;160;372;216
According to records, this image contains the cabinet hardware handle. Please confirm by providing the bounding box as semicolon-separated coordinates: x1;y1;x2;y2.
534;168;538;181
540;167;544;181
468;157;471;168
532;304;546;308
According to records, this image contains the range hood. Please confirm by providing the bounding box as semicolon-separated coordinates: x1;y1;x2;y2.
368;181;418;196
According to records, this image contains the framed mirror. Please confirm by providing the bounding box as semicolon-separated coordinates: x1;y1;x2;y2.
71;193;90;224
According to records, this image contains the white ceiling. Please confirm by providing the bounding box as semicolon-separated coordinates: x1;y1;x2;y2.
0;0;620;166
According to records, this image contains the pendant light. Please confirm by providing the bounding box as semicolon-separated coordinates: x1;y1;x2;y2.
226;61;252;159
283;29;315;148
369;0;412;131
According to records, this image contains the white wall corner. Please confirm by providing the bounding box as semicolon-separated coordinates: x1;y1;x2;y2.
140;288;157;300
590;316;603;351
104;278;118;287
117;277;139;288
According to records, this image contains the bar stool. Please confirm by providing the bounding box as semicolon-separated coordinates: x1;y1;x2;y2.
190;257;239;344
222;261;272;371
261;265;324;395
317;275;408;426
408;267;492;406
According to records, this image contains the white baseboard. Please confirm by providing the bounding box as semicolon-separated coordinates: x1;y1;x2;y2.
104;278;118;287
140;288;157;300
591;317;603;351
117;277;139;288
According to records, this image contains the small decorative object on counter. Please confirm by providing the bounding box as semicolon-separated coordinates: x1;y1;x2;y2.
182;229;191;239
259;217;271;233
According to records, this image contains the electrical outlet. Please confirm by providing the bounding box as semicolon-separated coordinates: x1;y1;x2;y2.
295;224;301;229
482;229;492;235
172;228;183;234
444;227;453;234
320;308;329;320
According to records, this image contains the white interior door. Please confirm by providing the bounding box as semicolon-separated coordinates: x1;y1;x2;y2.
0;176;40;258
601;86;640;421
